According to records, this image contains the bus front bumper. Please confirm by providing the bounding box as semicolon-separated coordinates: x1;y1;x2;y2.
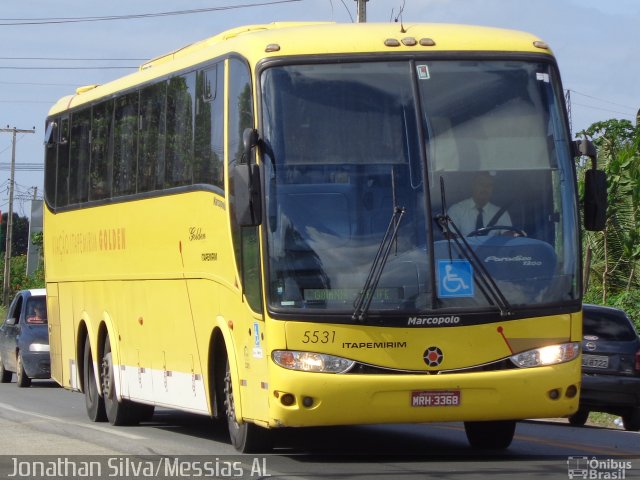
266;361;580;427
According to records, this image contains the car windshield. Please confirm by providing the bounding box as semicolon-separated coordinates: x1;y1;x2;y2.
583;308;637;341
261;59;578;318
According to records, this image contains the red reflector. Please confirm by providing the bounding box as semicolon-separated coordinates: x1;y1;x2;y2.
635;351;640;372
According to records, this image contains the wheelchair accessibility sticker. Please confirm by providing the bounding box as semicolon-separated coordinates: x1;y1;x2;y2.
437;260;474;298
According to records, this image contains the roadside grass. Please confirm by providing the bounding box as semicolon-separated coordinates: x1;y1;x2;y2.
588;411;620;429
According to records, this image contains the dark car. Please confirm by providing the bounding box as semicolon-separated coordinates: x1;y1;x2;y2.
569;304;640;430
0;289;50;387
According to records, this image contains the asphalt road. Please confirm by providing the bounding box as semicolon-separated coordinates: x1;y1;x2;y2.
0;379;638;479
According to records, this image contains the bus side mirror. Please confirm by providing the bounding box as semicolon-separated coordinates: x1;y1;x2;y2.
584;169;607;231
234;129;263;227
574;138;607;231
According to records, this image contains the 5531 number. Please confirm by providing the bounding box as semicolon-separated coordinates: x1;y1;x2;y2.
301;330;336;344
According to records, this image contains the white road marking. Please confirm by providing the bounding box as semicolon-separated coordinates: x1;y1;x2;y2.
0;402;146;440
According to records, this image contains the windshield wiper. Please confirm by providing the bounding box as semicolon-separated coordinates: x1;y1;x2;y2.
436;177;513;316
352;205;405;322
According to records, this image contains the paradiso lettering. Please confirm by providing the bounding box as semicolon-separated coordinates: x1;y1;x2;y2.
52;228;126;256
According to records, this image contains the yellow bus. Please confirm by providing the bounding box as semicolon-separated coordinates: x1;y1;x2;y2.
43;22;606;452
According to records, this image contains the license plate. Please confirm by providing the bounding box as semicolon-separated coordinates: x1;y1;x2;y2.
582;354;609;369
411;390;461;407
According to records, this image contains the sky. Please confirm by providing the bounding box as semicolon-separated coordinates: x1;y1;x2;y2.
1;0;638;219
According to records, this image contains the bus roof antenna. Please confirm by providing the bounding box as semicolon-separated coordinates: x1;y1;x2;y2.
394;0;407;33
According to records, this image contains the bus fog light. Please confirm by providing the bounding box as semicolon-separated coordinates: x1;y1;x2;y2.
510;342;580;368
281;393;295;406
302;396;314;408
548;388;560;400
272;350;355;373
565;385;578;398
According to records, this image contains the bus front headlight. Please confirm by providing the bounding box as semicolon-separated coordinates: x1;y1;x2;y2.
272;350;355;373
510;342;580;368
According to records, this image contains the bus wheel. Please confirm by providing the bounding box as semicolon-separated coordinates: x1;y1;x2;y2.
101;336;140;426
16;354;32;388
0;353;12;383
83;336;107;421
464;420;516;449
223;358;271;453
568;408;589;426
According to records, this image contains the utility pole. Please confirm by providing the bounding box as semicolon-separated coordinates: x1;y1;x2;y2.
1;126;36;305
355;0;368;23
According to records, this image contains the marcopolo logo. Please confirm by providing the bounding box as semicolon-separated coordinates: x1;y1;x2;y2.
408;316;461;326
423;346;444;367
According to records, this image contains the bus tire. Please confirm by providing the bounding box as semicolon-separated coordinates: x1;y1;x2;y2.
568;408;589;426
83;336;107;422
622;408;640;432
464;420;516;449
223;357;271;453
101;336;140;426
16;354;32;388
0;353;12;383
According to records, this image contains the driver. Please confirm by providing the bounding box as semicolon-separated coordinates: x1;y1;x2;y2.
447;171;512;236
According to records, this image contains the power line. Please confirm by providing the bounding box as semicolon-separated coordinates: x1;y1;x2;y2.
572;102;636;118
567;89;636;113
0;81;78;86
0;56;147;61
0;1;302;26
0;66;137;70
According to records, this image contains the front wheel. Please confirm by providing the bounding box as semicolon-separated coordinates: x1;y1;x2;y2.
464;420;516;449
223;358;271;453
568;408;589;426
16;354;32;388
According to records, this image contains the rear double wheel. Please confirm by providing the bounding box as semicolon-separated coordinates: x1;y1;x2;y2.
83;336;107;422
101;336;154;426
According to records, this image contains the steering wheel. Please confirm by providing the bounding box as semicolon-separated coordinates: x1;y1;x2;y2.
468;225;527;237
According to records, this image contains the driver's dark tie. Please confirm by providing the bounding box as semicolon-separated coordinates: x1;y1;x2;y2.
475;207;484;232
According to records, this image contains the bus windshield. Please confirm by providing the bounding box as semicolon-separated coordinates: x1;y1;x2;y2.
261;59;578;317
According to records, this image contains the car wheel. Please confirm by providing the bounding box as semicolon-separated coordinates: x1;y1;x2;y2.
622;408;640;432
16;354;32;388
0;353;12;383
568;408;589;426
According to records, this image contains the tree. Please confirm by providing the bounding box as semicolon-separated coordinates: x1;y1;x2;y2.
0;212;30;256
578;119;640;302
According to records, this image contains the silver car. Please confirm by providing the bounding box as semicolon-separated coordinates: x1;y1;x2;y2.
0;289;50;387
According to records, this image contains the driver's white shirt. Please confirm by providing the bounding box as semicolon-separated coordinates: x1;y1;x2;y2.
447;197;512;236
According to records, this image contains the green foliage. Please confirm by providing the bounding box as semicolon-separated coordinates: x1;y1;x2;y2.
578;119;640;302
0;255;45;304
0;213;30;255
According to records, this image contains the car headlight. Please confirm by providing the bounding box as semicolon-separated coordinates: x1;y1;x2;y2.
29;343;50;352
510;342;580;368
272;350;355;373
